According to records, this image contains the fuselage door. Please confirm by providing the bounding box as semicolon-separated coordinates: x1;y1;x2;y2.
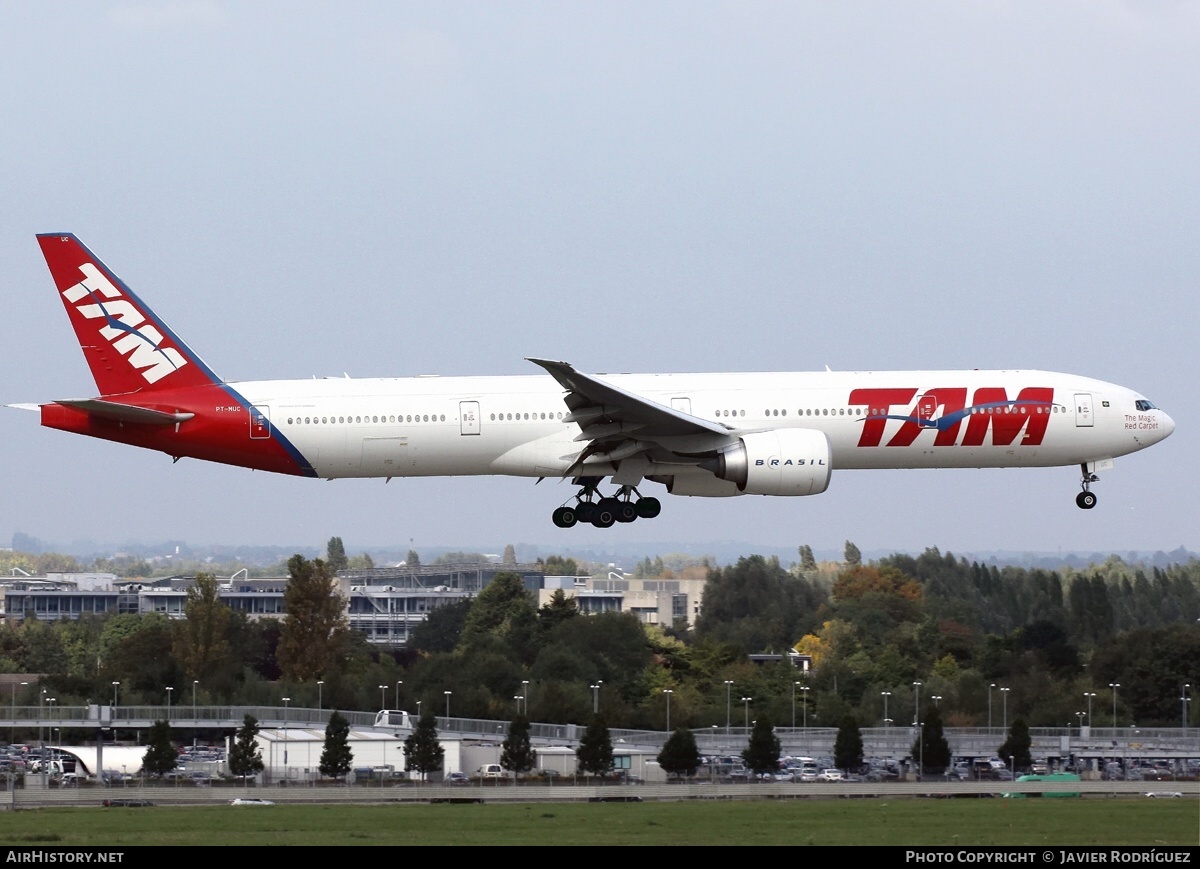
916;394;938;427
460;400;481;436
671;397;692;416
249;405;271;439
1074;393;1094;428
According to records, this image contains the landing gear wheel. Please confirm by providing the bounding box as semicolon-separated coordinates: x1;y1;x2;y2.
552;506;578;528
614;501;638;523
1076;491;1097;510
575;501;596;523
597;496;621;515
635;497;661;519
591;507;615;528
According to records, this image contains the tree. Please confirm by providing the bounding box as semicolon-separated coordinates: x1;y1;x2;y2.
998;718;1033;771
405;549;421;568
459;571;539;662
657;727;700;779
318;710;354;781
576;714;614;778
502;544;517;565
326;537;348;573
912;705;951;775
844;540;862;566
174;573;232;683
541;555;579;576
798;544;817;572
742;716;781;775
228;714;265;781
538;588;579;632
403;711;445;782
407;598;473;654
277;555;350;681
834;715;864;771
141;720;177;778
500;714;536;777
697;555;826;652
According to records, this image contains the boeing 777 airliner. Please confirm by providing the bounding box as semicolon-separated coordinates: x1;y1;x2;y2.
15;234;1175;528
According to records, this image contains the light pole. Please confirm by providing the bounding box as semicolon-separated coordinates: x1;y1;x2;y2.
912;681;922;727
881;691;891;727
1000;687;1010;732
663;689;673;733
282;696;290;771
1183;684;1192;734
724;681;734;737
379;685;387;710
1075;711;1085;740
10;681;26;742
192;680;199;719
317;680;324;712
444;690;452;720
396;681;403;711
988;683;995;730
522;680;529;716
514;695;523;715
590;682;602;715
800;685;810;731
1084;692;1096;729
792;682;800;729
1108;683;1119;729
932;695;942;708
165;686;173;722
111;681;119;709
741;697;751;730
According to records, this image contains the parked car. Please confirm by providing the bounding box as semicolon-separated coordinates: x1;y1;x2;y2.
230;798;275;806
445;772;470;785
818;769;845;782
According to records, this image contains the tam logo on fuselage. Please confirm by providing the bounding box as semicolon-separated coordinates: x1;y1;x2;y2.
61;263;187;385
849;387;1055;448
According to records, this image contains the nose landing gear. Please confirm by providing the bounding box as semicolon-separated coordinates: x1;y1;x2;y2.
551;483;662;528
1076;464;1099;510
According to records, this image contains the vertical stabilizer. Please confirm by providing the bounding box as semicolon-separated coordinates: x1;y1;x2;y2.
36;233;220;396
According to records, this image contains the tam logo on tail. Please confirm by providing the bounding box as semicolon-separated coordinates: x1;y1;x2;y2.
61;261;188;385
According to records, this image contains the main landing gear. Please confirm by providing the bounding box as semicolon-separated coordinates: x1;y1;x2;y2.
551;484;661;528
1076;463;1099;510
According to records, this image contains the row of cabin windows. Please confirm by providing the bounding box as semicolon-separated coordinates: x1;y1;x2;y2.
719;405;1066;420
289;403;1068;428
490;412;565;421
287;414;447;425
717;408;868;419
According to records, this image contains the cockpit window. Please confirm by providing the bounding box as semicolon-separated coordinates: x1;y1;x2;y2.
1135;400;1157;411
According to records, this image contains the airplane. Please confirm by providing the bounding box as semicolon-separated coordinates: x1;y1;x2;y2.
14;233;1175;529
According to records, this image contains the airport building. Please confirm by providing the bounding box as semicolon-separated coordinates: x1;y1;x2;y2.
1;563;706;645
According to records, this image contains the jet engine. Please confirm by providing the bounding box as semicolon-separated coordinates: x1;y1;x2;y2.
699;428;831;496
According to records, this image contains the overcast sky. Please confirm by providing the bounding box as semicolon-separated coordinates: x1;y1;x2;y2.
1;1;1194;560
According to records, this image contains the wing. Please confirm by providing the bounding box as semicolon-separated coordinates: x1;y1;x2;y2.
527;358;733;478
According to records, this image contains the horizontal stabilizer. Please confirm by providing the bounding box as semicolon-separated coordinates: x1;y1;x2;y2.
53;399;195;426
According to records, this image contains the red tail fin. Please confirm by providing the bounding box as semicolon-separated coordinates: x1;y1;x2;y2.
37;233;221;396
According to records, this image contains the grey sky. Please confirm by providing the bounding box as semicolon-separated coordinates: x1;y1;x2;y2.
1;1;1194;557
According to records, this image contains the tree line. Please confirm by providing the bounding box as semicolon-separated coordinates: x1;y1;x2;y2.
4;544;1198;734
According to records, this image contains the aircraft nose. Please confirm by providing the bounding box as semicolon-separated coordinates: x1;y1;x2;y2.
1160;411;1176;440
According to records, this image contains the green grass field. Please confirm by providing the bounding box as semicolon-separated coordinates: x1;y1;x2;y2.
0;799;1195;846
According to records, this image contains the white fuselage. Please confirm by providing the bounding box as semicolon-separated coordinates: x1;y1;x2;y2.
232;368;1172;483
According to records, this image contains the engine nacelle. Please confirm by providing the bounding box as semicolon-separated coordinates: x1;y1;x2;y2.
701;428;832;496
